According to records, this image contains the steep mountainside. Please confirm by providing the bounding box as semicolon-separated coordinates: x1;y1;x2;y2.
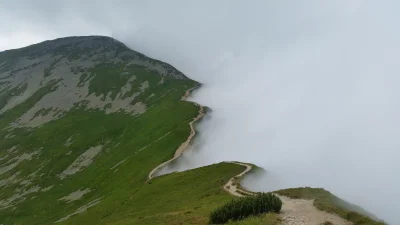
0;36;385;225
0;36;187;127
0;36;222;224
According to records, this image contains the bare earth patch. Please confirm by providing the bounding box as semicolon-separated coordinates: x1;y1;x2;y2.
41;185;54;192
0;150;40;176
19;170;42;187
0;154;9;162
58;188;91;203
6;146;18;154
13;70;148;127
58;145;102;180
110;160;126;170
64;137;74;146
0;185;41;210
0;172;21;188
54;197;102;223
4;133;15;139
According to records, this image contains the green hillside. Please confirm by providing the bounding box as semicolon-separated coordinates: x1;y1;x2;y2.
0;36;385;225
0;36;233;224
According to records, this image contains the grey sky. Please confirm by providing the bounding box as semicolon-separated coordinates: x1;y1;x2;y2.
1;1;399;224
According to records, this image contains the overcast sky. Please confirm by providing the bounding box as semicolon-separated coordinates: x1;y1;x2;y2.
1;1;399;224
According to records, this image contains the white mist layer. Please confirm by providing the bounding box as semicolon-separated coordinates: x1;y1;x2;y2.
2;1;400;224
127;2;400;224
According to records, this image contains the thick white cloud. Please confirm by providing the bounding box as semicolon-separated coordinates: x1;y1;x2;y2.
1;1;399;224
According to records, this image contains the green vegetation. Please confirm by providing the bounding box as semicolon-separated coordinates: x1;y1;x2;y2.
101;163;244;225
44;57;63;77
0;79;59;126
209;193;282;224
86;63;131;99
0;36;384;225
0;82;28;110
275;187;386;225
0;36;219;224
0;79;201;224
0;37;246;224
321;221;333;225
227;213;281;225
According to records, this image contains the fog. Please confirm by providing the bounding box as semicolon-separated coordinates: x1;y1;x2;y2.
2;1;400;224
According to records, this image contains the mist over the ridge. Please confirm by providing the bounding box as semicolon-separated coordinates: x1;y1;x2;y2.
1;1;400;224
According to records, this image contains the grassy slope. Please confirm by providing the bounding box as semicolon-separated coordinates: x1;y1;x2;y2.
0;74;204;224
0;56;278;224
0;38;269;225
92;163;243;225
275;187;386;225
227;213;281;225
85;162;280;225
0;37;380;225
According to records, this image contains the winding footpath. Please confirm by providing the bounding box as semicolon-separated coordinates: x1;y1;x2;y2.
277;195;352;225
146;87;351;225
225;162;352;225
148;88;204;180
223;162;254;197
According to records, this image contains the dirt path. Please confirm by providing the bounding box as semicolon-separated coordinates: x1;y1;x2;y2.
148;87;204;180
277;194;352;225
224;163;352;225
146;87;352;225
223;162;254;197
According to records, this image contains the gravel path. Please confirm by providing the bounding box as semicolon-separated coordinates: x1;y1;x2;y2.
146;87;352;225
223;163;352;225
147;87;204;180
223;162;253;197
278;194;352;225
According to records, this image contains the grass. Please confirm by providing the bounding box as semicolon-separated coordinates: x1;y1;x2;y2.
0;83;201;224
275;187;386;225
1;35;384;225
227;213;281;225
0;52;245;225
92;163;244;225
0;39;208;224
86;63;131;99
0;79;59;127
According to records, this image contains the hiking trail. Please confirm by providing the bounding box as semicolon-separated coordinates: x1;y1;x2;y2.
147;87;204;180
146;87;351;225
225;162;352;225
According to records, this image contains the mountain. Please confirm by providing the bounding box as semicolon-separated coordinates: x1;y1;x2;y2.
0;36;385;225
0;36;227;224
0;36;189;127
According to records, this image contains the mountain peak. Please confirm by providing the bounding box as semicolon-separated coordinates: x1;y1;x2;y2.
0;36;194;127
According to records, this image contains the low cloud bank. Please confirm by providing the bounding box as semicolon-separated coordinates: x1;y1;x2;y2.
135;2;400;224
1;1;399;223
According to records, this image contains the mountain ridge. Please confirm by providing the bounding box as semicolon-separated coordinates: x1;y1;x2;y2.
0;35;203;224
0;35;193;127
0;36;385;225
0;35;188;80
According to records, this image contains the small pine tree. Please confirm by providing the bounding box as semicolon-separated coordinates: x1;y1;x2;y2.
209;192;282;224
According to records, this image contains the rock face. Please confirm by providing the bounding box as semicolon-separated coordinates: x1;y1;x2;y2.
0;36;188;127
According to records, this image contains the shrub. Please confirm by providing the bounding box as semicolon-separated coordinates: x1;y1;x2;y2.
209;192;282;224
321;222;333;225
